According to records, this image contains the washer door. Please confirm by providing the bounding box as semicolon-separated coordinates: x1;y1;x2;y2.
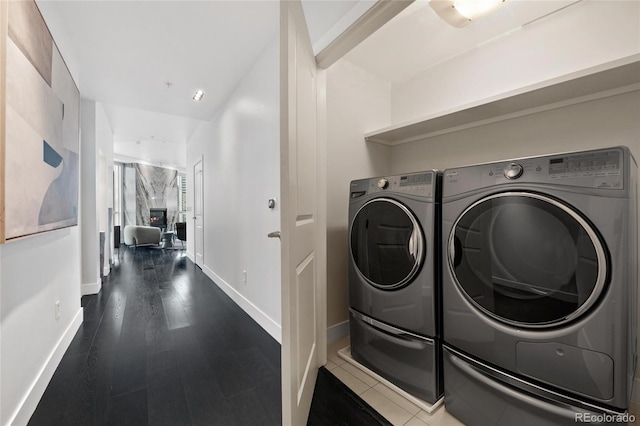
449;192;607;327
351;198;425;290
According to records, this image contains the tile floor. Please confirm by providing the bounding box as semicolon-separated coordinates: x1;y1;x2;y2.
328;336;640;426
326;336;463;426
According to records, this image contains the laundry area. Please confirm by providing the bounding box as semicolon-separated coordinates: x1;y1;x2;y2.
323;0;640;424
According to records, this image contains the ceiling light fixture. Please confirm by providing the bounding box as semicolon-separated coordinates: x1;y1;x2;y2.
430;0;507;28
192;89;205;101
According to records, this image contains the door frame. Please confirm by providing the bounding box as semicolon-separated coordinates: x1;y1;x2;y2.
193;155;204;268
280;1;326;423
280;1;413;423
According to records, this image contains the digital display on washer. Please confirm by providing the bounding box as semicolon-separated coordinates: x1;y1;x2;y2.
549;150;621;175
399;173;431;187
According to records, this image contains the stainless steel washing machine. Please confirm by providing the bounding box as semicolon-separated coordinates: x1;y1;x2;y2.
441;146;637;424
348;170;443;403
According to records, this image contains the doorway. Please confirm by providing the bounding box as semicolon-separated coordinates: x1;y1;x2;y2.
193;156;204;268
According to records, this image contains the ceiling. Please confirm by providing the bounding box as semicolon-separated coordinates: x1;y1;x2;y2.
39;0;279;123
344;0;578;84
35;0;579;170
36;0;366;169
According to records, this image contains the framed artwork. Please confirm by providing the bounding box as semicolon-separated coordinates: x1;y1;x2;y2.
0;0;80;242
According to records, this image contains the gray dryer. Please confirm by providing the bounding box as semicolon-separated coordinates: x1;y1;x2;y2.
441;146;637;424
348;170;443;403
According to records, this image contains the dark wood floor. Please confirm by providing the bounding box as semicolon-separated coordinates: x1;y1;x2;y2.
29;246;386;425
309;368;391;426
29;247;281;426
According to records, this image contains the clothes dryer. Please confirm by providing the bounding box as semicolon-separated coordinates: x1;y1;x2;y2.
441;147;637;424
348;170;443;403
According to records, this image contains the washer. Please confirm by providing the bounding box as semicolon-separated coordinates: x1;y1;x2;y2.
348;170;443;403
441;147;637;424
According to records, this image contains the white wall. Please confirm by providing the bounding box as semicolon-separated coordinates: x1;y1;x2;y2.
391;0;640;125
186;36;281;341
325;59;392;340
389;91;640;174
96;103;114;275
80;100;99;294
81;101;114;288
1;3;83;424
0;229;83;426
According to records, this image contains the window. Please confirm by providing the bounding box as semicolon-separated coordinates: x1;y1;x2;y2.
178;174;187;222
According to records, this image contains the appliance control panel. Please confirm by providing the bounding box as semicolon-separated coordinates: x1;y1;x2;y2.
548;150;621;180
350;171;436;199
443;148;626;196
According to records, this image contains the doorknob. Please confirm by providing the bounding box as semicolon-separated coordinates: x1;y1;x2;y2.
268;231;281;239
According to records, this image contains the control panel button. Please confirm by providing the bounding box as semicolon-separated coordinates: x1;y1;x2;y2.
377;178;389;189
504;163;523;180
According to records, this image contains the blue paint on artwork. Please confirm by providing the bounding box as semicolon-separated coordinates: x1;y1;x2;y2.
39;148;79;225
43;140;63;168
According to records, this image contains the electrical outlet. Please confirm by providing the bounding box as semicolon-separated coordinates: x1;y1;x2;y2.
243;270;247;284
55;301;61;320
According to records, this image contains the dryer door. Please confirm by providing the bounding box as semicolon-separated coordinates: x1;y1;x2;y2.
449;192;607;328
351;198;425;290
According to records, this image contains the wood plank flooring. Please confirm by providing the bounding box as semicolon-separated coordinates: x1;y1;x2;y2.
29;248;281;426
308;368;392;426
28;246;387;425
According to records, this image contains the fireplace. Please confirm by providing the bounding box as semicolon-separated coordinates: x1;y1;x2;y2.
149;208;167;230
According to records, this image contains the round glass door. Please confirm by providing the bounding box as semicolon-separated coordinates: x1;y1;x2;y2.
449;192;607;327
350;198;424;290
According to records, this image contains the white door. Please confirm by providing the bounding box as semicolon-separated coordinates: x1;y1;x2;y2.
193;156;204;268
280;1;326;425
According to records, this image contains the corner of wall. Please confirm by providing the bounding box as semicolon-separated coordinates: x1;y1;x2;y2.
82;281;101;296
327;320;349;344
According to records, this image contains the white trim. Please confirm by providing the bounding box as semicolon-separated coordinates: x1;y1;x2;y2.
8;308;83;426
103;266;110;277
315;0;414;69
364;55;640;145
186;250;195;263
202;265;282;343
327;320;349;343
311;0;377;55
81;281;101;296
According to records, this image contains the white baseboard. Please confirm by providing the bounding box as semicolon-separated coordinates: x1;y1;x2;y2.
103;266;110;277
186;251;195;263
8;308;83;426
201;265;281;343
81;281;101;296
327;320;349;343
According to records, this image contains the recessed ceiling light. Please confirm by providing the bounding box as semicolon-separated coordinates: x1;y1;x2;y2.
192;89;205;101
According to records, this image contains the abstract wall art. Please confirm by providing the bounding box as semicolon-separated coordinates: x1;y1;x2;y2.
0;0;80;242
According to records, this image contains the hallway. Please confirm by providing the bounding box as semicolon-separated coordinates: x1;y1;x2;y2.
29;248;281;425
